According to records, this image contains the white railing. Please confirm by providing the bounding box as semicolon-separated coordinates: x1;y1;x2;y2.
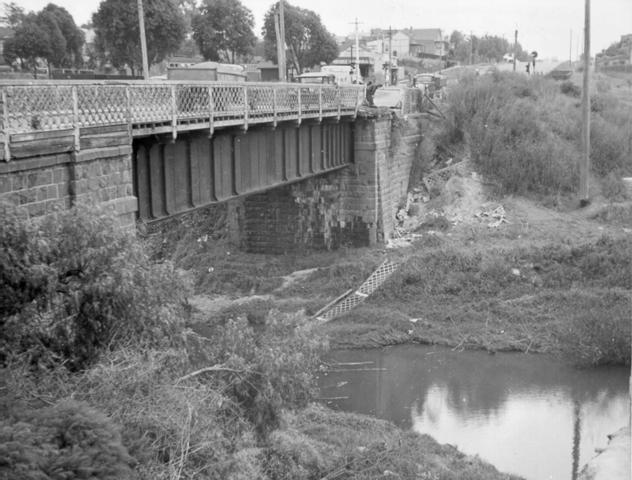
0;81;366;157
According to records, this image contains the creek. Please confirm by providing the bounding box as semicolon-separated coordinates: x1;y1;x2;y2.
317;345;630;480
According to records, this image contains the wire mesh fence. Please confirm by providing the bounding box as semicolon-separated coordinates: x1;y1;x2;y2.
315;259;399;321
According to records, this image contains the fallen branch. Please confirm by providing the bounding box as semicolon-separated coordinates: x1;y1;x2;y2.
177;365;249;383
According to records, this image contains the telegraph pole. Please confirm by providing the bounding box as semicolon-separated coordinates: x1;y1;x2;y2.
513;30;517;72
354;18;361;83
279;0;287;81
580;0;591;206
569;29;573;68
388;26;392;85
137;0;149;80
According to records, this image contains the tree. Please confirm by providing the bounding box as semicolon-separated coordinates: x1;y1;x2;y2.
3;4;84;74
3;14;51;76
40;4;85;67
176;0;198;33
447;30;529;64
262;1;338;74
92;0;185;75
192;0;256;63
2;2;25;28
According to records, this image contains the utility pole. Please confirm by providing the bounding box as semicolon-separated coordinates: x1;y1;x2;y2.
388;26;392;85
580;0;591;206
274;13;283;80
137;0;149;79
354;17;360;83
279;0;287;81
569;29;573;68
513;30;517;72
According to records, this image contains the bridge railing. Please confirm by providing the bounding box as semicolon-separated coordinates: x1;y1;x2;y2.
0;81;366;158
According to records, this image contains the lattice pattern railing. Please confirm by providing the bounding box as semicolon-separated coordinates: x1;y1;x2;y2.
315;260;399;321
0;81;368;160
3;85;74;132
77;85;128;126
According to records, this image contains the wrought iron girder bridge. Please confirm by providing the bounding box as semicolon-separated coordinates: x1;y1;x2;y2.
0;80;366;161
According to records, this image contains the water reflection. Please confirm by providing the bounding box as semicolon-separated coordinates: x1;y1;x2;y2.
319;345;630;480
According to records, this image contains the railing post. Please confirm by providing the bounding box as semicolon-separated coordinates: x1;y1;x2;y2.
171;85;177;141
125;86;132;139
71;86;80;152
297;86;302;126
337;87;341;122
318;85;322;122
208;85;214;138
1;89;10;162
272;87;277;128
243;85;249;131
354;86;363;119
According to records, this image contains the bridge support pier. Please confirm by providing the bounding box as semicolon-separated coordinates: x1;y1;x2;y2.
234;109;422;253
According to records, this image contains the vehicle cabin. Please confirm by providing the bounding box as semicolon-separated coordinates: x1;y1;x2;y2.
296;72;337;85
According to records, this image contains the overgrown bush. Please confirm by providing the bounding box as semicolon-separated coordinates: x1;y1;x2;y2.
439;71;632;197
0;399;136;479
556;289;631;366
0;203;190;370
560;80;581;97
199;312;328;438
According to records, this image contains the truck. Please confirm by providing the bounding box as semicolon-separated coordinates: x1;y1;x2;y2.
320;65;354;85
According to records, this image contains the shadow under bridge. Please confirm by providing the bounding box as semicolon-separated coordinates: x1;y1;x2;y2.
133;120;354;221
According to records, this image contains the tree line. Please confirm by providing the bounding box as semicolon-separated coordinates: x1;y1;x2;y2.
449;30;530;64
2;0;339;77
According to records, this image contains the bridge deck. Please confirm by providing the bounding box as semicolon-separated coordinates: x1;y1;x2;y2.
0;81;365;161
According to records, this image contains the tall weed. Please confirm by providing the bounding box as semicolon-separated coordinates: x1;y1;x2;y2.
441;72;632;195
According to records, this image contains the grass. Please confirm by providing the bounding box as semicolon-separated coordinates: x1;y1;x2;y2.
323;235;632;366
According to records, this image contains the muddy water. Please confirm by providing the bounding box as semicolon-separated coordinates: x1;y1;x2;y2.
318;345;630;480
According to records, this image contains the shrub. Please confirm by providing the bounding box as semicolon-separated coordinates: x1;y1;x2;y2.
0;204;50;318
591;116;630;176
560;80;581;97
198;312;328;439
601;172;630;202
0;203;190;370
556;290;631;366
0;399;135;480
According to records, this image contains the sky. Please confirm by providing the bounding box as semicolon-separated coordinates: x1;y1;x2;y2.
14;0;632;61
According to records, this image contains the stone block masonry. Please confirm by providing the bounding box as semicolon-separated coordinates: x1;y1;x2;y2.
342;108;422;244
0;143;138;228
239;172;373;253
237;108;423;252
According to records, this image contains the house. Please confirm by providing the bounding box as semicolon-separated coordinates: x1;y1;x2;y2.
364;31;410;58
391;32;410;58
406;28;448;59
333;45;375;80
244;61;279;82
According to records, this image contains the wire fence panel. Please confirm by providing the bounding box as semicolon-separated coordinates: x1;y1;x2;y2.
316;259;399;321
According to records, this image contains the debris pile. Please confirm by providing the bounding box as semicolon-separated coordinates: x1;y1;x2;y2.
389;159;511;248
